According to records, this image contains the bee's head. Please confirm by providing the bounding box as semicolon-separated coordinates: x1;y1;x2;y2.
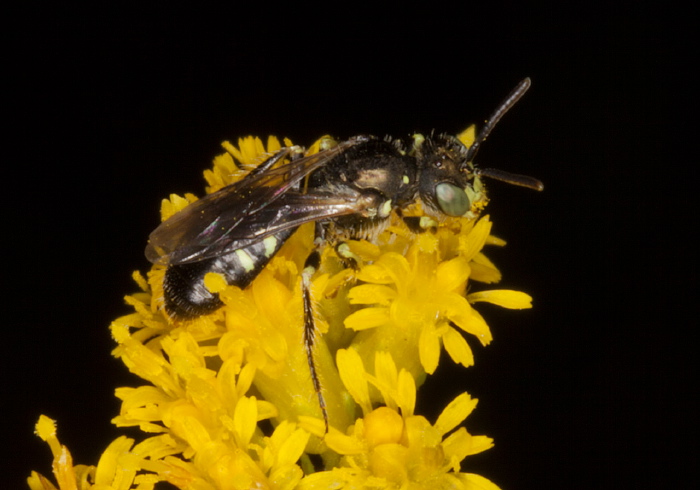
411;78;543;220
412;134;486;218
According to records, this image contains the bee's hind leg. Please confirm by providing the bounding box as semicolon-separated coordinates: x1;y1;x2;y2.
300;223;330;432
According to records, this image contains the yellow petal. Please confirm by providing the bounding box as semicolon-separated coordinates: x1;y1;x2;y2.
296;415;327;438
266;135;282;153
256;399;278;421
435;256;471;292
451;307;493;346
419;322;440;374
465;435;496;456
27;472;57;490
345;307;390;331
443;326;474;368
160;193;196;221
347;284;397;305
373;351;399;410
459;217;492;261
443;429;495;465
469;252;502;284
457;472;503;490
357;252;409;284
439;292;473;322
336;348;371;413
276;425;311;467
441;427;472;470
94;436;137;486
434;393;478;436
456;124;476;147
234;396;258;448
324;429;365;455
468;289;533;309
396;369;416;417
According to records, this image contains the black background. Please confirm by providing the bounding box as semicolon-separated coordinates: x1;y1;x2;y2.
5;3;693;489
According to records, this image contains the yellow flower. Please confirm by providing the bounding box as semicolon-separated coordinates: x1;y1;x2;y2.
346;214;532;388
297;350;498;489
28;415;158;490
31;134;534;489
109;264;317;488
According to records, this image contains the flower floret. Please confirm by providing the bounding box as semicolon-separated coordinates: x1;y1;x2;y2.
308;350;497;489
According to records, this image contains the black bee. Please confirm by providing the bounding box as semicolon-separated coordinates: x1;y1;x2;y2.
145;78;543;428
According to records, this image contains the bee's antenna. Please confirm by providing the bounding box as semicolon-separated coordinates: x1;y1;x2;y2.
465;78;531;164
476;167;544;191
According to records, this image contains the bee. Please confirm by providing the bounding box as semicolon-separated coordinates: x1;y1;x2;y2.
145;78;543;429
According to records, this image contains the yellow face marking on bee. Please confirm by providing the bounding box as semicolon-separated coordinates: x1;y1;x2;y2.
263;236;278;257
235;249;256;272
402;175;410;184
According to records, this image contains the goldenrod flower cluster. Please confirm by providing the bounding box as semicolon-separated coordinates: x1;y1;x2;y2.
29;134;532;490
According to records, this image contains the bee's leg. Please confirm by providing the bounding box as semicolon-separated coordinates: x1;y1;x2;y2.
301;223;329;432
334;242;361;270
396;209;438;233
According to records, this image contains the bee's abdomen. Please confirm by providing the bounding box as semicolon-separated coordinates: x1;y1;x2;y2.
163;228;296;319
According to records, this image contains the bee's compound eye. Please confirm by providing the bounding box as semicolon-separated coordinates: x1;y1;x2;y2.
435;182;470;217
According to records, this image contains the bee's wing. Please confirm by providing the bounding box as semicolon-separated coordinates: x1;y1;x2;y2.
146;139;362;265
218;188;376;243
